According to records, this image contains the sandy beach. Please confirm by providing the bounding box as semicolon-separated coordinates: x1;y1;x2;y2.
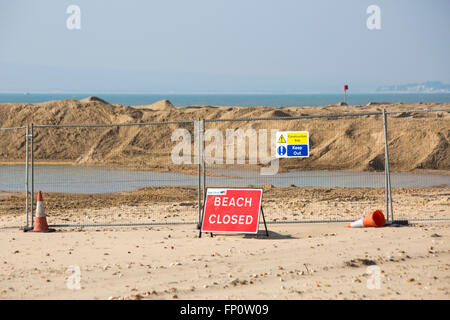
0;220;449;300
1;184;449;300
1;101;449;300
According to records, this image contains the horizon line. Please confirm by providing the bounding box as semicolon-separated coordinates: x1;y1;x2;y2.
1;91;449;95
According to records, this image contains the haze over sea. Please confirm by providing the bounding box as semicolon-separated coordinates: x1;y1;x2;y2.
1;93;449;107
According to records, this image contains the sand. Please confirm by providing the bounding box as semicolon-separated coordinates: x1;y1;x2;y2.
0;221;449;300
0;99;449;173
1;185;449;300
1;186;449;227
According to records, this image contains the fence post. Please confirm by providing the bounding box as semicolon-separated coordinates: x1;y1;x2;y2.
387;125;394;221
382;109;394;222
202;119;206;212
197;119;202;229
25;126;29;228
30;123;35;228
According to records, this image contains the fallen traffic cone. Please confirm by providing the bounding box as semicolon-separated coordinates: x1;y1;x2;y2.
32;191;55;232
346;210;386;228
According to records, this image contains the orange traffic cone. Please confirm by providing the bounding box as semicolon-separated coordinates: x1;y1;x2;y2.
346;210;386;228
32;191;54;232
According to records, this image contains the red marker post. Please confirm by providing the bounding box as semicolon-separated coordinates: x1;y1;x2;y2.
199;188;268;237
342;84;349;104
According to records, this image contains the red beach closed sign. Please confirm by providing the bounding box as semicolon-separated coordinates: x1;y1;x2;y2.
200;188;263;234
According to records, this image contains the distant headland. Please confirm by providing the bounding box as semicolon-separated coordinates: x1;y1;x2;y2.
377;81;450;93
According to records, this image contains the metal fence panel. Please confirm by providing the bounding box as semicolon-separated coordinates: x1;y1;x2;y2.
204;113;387;223
31;121;200;227
0;126;28;229
385;108;450;221
1;107;449;229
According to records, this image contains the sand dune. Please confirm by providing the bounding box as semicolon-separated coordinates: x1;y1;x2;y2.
0;99;448;173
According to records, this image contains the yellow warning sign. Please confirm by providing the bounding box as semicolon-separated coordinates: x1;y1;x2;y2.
287;132;308;145
276;131;310;158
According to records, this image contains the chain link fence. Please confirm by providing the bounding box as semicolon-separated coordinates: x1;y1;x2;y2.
1;108;449;229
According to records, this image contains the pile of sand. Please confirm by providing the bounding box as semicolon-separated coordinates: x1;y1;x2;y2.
138;99;175;111
79;96;110;104
0;99;448;172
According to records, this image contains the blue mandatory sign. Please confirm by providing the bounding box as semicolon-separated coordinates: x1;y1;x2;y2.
287;144;309;157
277;145;287;156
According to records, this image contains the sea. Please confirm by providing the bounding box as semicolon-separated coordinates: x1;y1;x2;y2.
0;93;449;107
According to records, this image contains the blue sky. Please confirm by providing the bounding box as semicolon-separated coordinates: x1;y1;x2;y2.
1;0;449;93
